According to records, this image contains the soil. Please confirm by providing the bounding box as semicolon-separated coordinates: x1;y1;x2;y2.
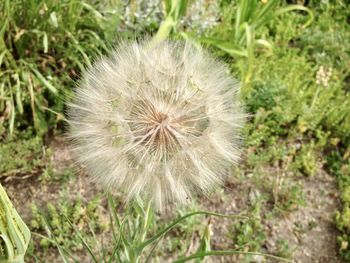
266;172;341;263
3;136;343;263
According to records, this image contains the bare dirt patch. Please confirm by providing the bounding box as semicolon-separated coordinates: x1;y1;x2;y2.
266;171;341;263
4;137;99;221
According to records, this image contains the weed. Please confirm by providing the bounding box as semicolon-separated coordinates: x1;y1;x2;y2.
30;194;108;254
275;239;293;259
232;200;266;253
0;133;50;179
273;181;305;213
159;208;203;257
292;143;318;177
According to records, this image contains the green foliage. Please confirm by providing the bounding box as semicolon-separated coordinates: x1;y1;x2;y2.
330;151;350;260
151;0;189;45
201;0;313;84
297;2;350;68
243;48;315;146
274;181;305;213
0;184;31;263
292;144;317;177
302;3;350;258
0;0;120;136
37;195;290;263
232;201;265;252
0;134;49;179
232;1;349;258
30;194;108;253
275;239;293;260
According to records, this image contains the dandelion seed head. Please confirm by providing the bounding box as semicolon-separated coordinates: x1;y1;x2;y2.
68;40;245;210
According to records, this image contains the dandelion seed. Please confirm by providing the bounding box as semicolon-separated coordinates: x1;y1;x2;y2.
68;40;245;210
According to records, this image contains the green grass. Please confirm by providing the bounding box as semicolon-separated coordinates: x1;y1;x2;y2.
27;194;109;262
0;0;120;137
1;0;350;262
0;132;48;179
29;194;108;251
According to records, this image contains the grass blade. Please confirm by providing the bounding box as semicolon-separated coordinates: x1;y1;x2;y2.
14;73;23;114
199;38;248;57
9;84;15;135
62;214;99;263
173;250;296;263
30;66;58;94
138;211;247;251
276;5;314;28
43;32;48;53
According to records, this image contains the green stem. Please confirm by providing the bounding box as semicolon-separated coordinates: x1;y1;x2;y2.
137;211;247;251
310;85;321;109
140;200;152;243
173;250;296;263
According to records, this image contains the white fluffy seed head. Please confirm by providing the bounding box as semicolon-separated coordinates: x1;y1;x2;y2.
68;40;245;210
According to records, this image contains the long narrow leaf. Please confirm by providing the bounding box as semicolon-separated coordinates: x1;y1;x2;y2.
31;232;78;263
14;73;23;114
30;66;58;94
276;5;314;28
108;218;127;263
199;38;248;57
62;214;99;263
8;79;15;135
138;211;247;251
173;250;296;263
38;216;71;263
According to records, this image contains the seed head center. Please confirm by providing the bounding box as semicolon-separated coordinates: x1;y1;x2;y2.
154;112;170;127
148;111;179;150
129;101;181;155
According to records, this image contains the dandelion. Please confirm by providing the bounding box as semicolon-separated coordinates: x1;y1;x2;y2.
68;40;245;210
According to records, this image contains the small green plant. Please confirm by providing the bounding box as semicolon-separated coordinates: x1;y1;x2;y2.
274;181;305;213
30;194;108;254
275;239;293;260
292;144;317;177
332;153;350;260
0;134;50;180
232;200;266;253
